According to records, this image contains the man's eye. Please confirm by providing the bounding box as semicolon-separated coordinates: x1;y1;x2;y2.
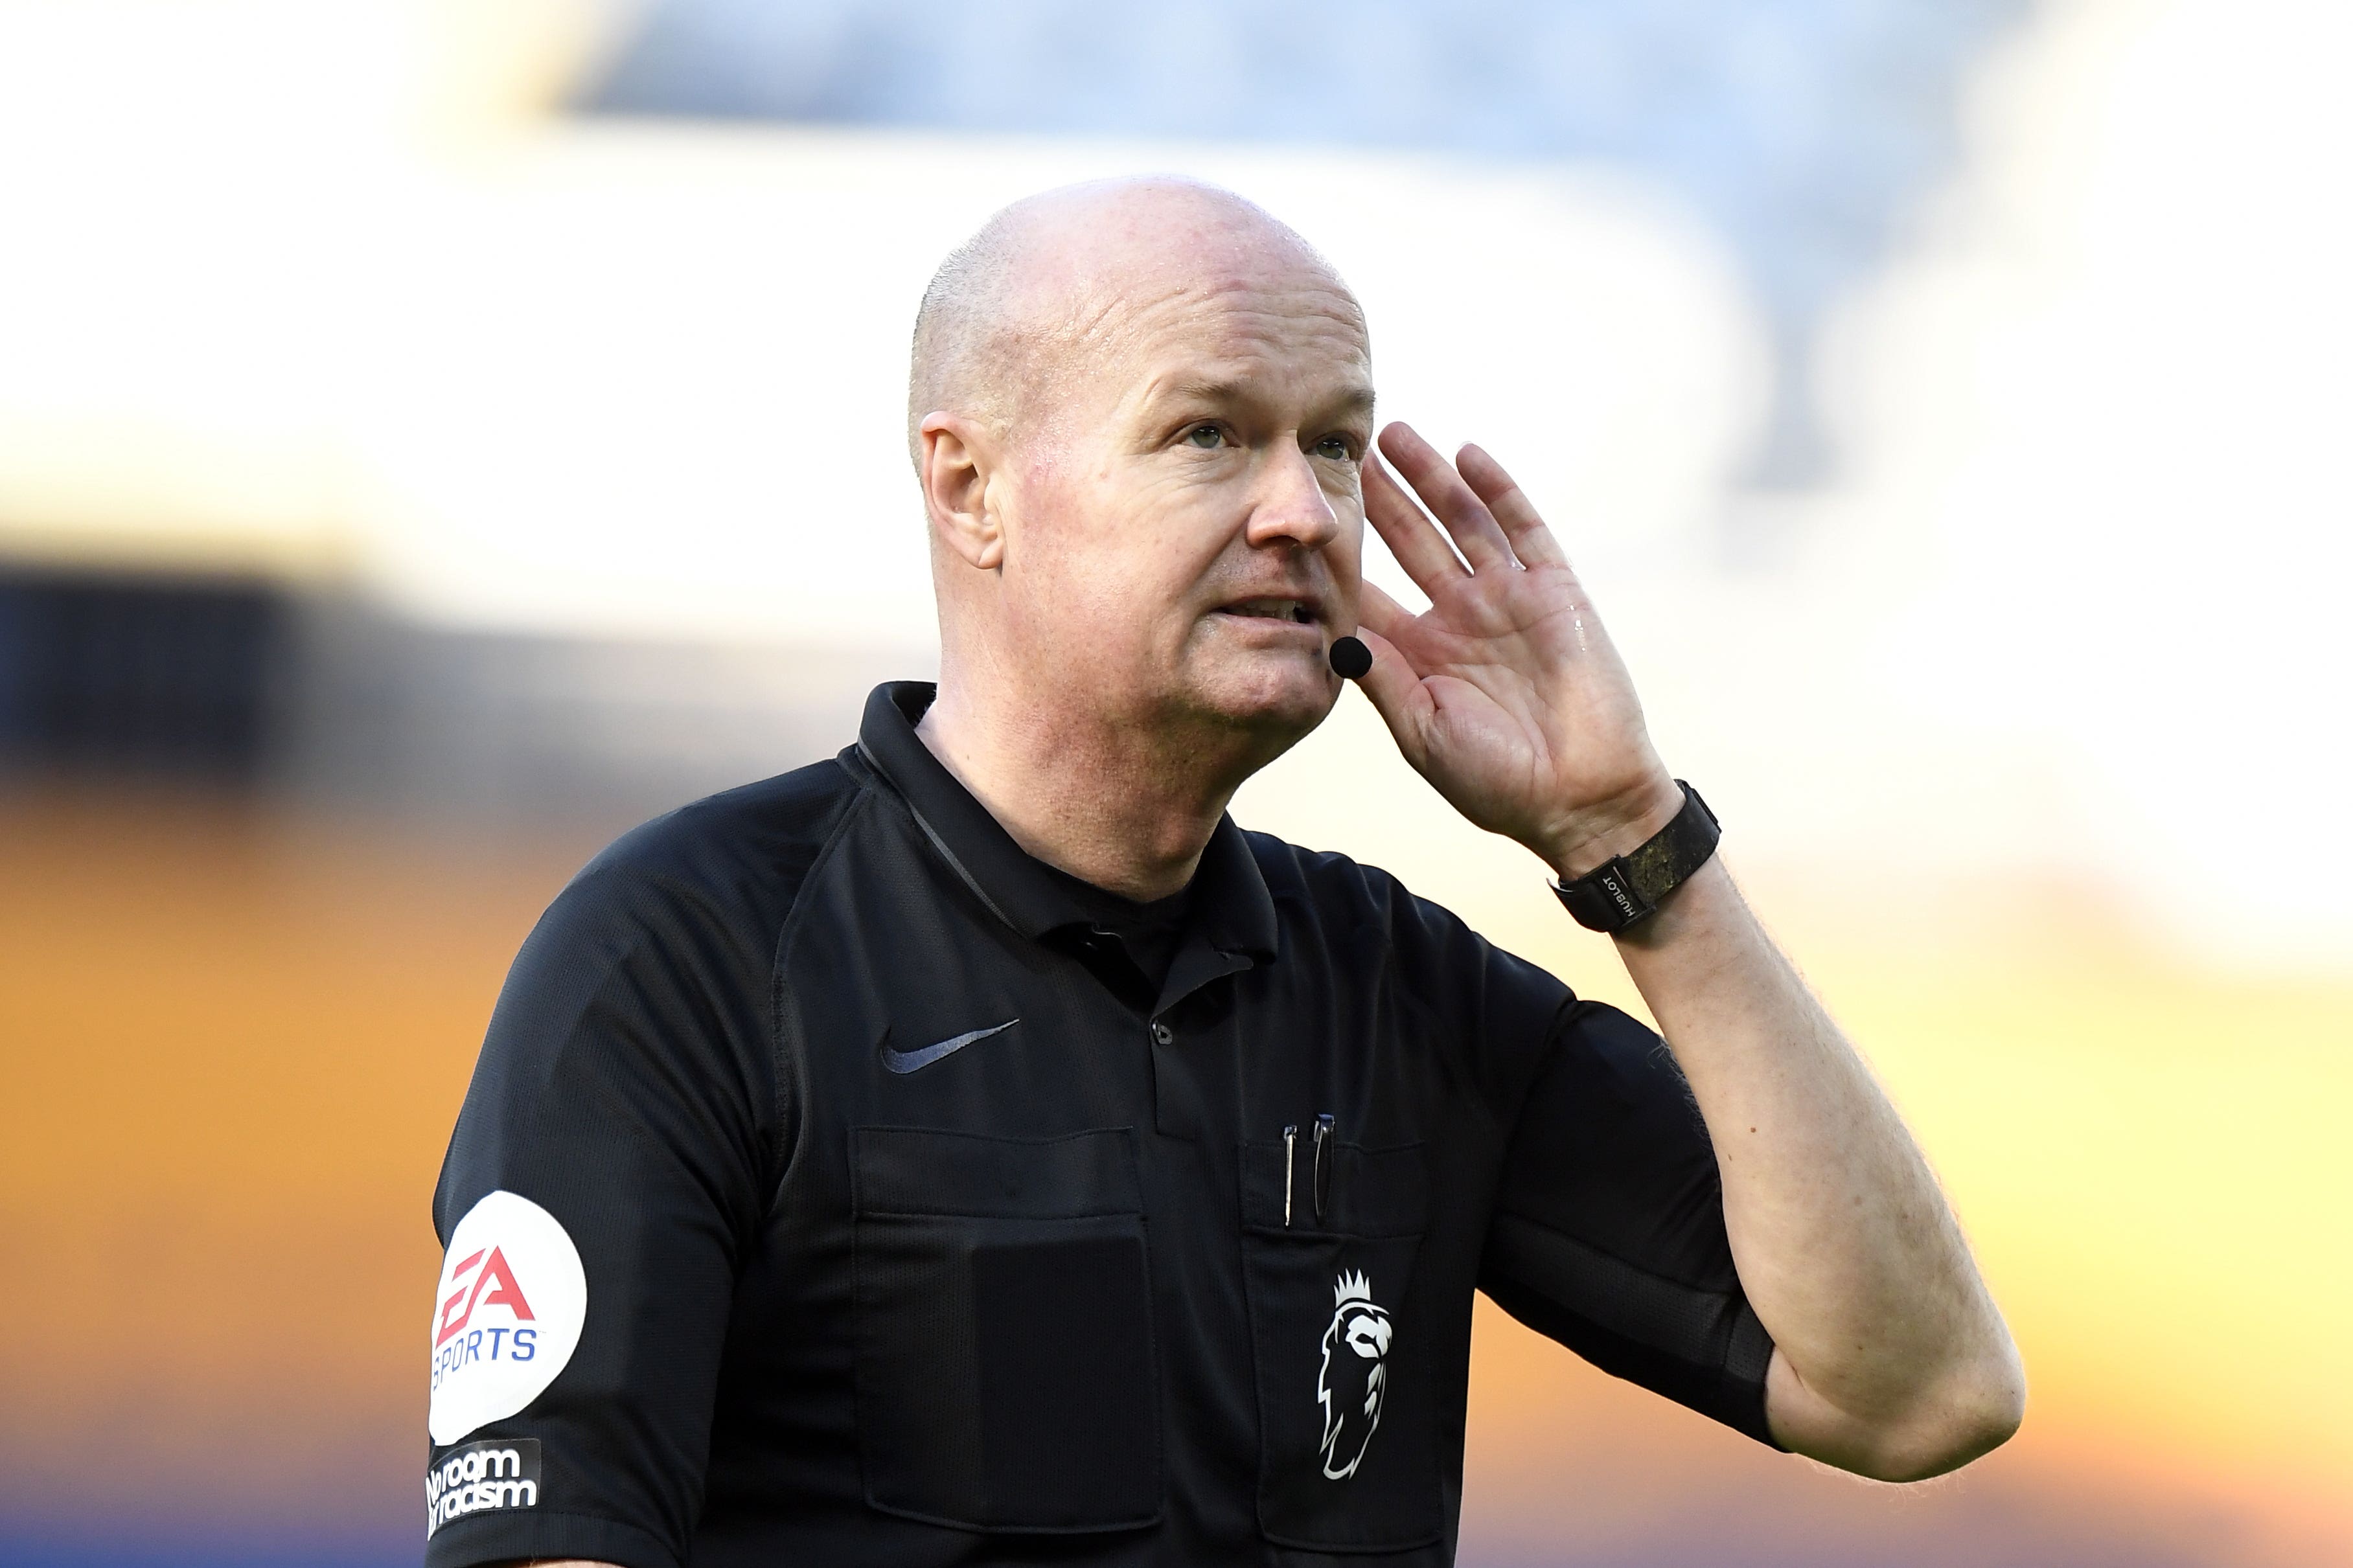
1314;435;1356;460
1185;424;1226;449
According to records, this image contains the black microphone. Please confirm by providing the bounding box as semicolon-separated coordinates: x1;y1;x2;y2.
1328;636;1372;680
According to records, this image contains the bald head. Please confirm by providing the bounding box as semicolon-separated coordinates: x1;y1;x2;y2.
907;177;1359;464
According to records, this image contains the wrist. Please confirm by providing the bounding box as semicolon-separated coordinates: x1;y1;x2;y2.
1535;773;1685;881
1546;778;1723;935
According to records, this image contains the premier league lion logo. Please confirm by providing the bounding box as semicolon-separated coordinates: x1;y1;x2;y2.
1317;1269;1393;1480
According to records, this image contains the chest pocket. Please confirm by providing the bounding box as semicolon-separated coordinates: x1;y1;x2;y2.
851;1126;1162;1534
1240;1137;1443;1553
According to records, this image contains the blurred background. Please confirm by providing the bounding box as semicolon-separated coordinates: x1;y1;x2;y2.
2;1;2347;1564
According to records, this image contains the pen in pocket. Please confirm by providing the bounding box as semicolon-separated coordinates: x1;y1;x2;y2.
1313;1113;1335;1222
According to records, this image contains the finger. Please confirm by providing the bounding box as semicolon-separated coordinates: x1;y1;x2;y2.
1377;422;1518;573
1362;450;1470;595
1354;578;1418;643
1456;442;1570;570
1346;623;1434;771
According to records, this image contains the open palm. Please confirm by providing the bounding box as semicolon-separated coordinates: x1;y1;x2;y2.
1350;423;1680;876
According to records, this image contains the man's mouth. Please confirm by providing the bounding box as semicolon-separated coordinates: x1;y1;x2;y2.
1215;596;1320;626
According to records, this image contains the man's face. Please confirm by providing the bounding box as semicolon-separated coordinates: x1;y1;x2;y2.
994;258;1373;745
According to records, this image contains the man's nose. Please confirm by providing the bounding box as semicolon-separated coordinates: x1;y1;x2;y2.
1243;444;1342;551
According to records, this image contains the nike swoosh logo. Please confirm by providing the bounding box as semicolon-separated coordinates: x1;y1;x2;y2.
880;1019;1018;1075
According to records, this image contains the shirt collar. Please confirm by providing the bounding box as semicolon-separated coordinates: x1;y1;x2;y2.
853;681;1279;962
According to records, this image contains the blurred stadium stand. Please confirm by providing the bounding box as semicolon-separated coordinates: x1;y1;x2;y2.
0;562;919;826
0;567;292;784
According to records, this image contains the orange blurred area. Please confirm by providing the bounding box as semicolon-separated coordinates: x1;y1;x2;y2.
5;787;2345;1563
0;791;570;1535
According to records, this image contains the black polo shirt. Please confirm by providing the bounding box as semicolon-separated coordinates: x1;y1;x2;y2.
424;681;1777;1568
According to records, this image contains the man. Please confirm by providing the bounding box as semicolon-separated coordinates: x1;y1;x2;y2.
424;177;2022;1568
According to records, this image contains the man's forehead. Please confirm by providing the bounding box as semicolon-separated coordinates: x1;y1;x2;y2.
1079;266;1372;411
1007;200;1328;303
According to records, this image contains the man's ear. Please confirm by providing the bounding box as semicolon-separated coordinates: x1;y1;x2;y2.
918;412;1006;571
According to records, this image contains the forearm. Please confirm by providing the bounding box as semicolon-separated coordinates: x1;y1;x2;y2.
1607;856;2023;1477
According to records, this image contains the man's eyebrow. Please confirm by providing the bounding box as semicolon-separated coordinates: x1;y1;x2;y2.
1320;383;1378;422
1147;376;1376;422
1149;375;1254;409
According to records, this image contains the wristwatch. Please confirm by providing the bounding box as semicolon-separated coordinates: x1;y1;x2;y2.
1549;781;1720;933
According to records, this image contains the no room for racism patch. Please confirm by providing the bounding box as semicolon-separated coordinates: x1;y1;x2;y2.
428;1189;586;1445
426;1437;543;1538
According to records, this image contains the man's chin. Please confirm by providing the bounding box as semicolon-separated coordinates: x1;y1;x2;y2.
1178;653;1340;741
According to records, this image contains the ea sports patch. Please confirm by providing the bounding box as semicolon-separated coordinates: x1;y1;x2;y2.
426;1437;542;1538
428;1190;586;1445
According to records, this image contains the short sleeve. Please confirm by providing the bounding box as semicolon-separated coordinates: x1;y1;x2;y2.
423;846;779;1568
1477;997;1780;1446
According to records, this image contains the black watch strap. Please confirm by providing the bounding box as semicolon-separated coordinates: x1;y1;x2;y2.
1550;781;1721;933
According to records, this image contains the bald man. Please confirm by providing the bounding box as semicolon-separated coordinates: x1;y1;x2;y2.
424;178;2022;1568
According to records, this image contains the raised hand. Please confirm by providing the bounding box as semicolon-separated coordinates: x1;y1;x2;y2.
1349;422;1683;879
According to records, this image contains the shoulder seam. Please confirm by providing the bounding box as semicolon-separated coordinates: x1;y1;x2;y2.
763;775;878;1199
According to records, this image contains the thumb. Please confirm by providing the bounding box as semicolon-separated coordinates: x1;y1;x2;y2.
1344;626;1433;768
